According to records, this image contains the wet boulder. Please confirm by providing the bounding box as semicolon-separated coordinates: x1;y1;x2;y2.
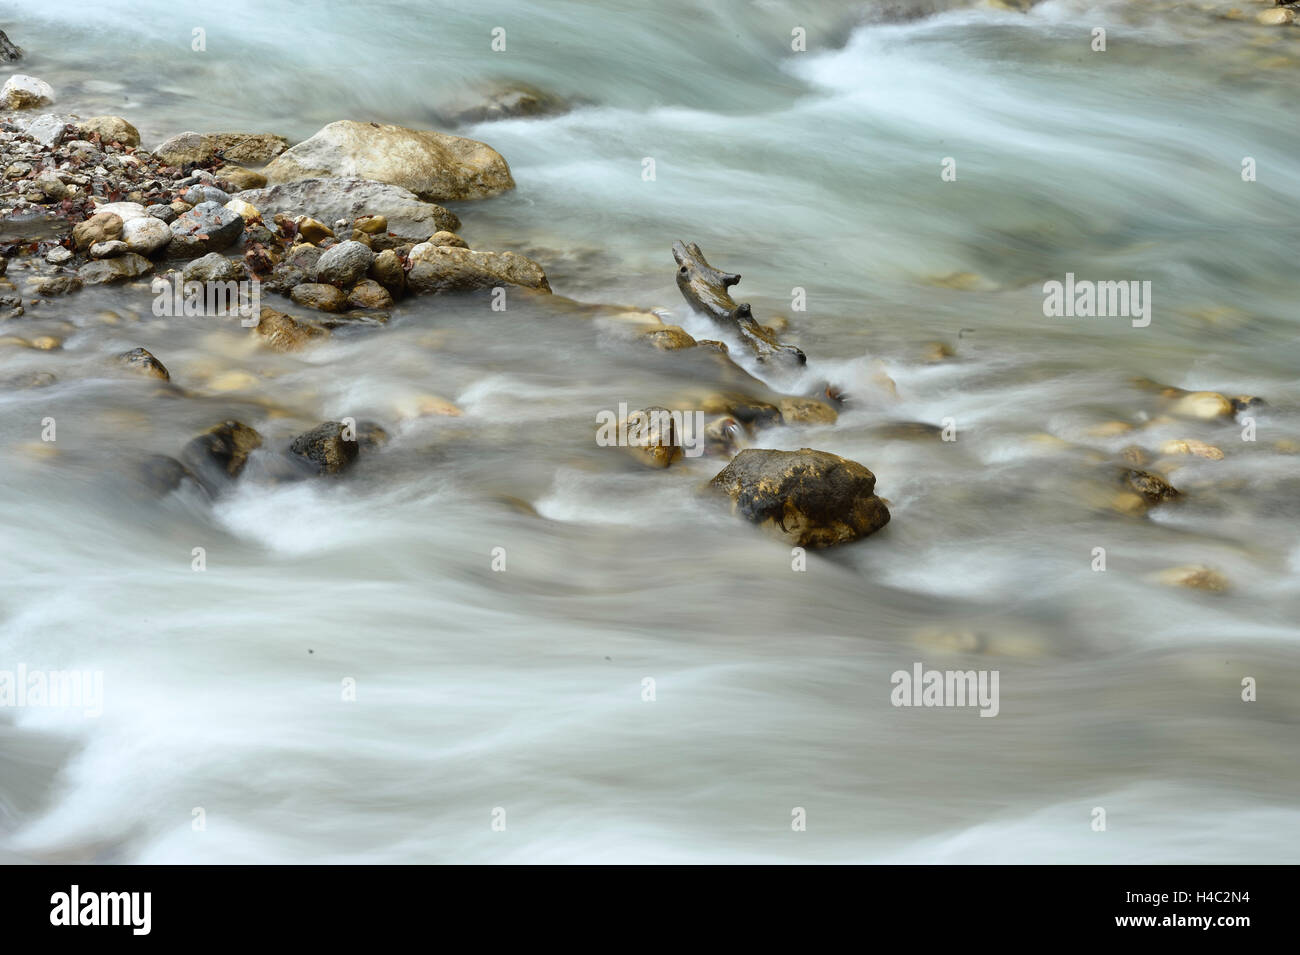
117;347;169;380
33;275;82;297
254;306;328;351
0;30;22;61
290;421;359;475
181;420;264;483
778;396;838;426
1;73;53;109
138;455;201;495
1121;468;1181;506
708;448;891;548
613;407;685;469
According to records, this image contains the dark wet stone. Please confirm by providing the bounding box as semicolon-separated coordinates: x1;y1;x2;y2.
180;420;264;483
708;447;891;548
117;346;169;380
289;421;359;474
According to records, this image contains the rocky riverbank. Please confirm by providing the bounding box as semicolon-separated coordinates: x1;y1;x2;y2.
0;25;1290;562
1;51;895;546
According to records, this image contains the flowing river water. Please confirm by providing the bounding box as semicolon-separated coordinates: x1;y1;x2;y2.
1;0;1298;862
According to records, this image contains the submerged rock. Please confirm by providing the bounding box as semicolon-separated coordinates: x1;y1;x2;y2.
368;248;405;295
355;420;390;448
1257;7;1295;24
264;121;514;202
117;346;169;380
704;416;743;457
1152;565;1231;592
641;325;697;350
1121;468;1181;506
616;407;685;469
1169;391;1235;420
699;393;782;430
777;396;838;426
1159;438;1224;461
181;420;264;481
138;454;200;495
708;448;891;548
33;274;82;297
254;305;327;351
435;81;574;125
236;177;460;239
290;421;359;474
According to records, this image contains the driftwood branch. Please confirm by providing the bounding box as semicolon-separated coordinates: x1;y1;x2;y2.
672;241;806;366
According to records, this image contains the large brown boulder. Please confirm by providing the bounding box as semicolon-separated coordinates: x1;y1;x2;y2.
263;121;514;201
708;448;890;548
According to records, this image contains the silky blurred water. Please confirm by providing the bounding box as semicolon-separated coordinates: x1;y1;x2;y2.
1;0;1298;863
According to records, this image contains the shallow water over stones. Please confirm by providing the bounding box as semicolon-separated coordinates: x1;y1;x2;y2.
1;0;1299;864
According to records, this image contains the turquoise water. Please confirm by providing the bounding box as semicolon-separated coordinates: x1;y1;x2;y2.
1;0;1298;862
